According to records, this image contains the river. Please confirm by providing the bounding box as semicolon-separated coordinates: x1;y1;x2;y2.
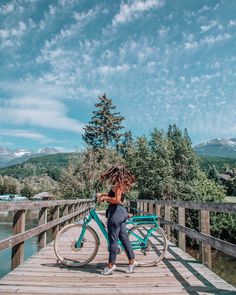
0;211;39;278
187;247;236;287
0;214;235;287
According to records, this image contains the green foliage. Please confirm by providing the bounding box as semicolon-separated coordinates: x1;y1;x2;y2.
211;213;236;243
199;156;236;174
82;94;125;149
59;149;123;199
0;175;20;194
0;153;73;180
126;129;174;199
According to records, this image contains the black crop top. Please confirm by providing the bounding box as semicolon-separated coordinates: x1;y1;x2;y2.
108;188;125;202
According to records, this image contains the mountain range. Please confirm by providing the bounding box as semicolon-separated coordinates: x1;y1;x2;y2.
0;137;236;168
0;147;76;168
194;138;236;158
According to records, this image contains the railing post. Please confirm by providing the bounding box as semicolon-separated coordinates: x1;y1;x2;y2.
126;199;130;213
164;205;171;240
178;207;186;251
149;202;153;214
137;200;141;215
70;204;75;223
11;210;25;270
38;207;47;250
52;205;60;240
143;201;147;215
156;202;161;217
74;202;80;222
61;204;69;227
200;210;211;268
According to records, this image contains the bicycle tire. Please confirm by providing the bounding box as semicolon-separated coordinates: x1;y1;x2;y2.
128;225;167;266
54;223;100;267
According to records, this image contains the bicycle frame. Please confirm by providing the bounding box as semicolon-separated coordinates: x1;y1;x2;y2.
75;206;159;251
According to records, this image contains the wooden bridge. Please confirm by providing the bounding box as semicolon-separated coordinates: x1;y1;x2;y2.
0;199;236;294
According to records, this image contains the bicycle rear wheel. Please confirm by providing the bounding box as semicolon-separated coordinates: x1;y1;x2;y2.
128;225;167;266
54;223;99;267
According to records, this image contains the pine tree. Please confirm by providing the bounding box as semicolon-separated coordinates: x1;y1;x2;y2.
82;94;124;149
119;130;133;158
149;128;174;199
167;124;200;199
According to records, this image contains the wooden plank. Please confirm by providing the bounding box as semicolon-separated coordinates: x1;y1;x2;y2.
178;207;185;251
143;202;148;214
200;210;211;268
0;199;94;213
51;206;60;240
143;199;236;214
148;203;154;214
156;203;161;217
11;210;25;270
164;205;171;239
38;207;47;249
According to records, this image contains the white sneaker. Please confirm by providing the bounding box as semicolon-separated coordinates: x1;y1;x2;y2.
101;265;116;275
128;260;138;273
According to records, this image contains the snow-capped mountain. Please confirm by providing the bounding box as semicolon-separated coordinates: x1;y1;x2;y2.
0;147;76;168
14;149;33;158
194;138;236;158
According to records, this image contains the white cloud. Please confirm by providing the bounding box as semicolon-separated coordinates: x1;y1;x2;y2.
200;20;218;32
112;0;165;27
0;129;52;143
184;41;198;49
198;5;211;13
98;64;130;74
158;26;169;37
184;33;231;50
228;20;236;27
0;3;14;14
0;81;85;134
202;33;231;46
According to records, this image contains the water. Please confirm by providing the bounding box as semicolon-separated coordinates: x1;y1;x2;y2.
0;211;38;278
187;247;236;287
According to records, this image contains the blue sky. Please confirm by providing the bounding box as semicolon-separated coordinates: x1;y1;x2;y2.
0;0;236;151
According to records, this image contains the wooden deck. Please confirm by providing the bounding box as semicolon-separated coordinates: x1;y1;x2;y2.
0;216;236;295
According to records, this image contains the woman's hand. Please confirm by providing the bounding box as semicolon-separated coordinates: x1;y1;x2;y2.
97;196;106;202
96;193;107;202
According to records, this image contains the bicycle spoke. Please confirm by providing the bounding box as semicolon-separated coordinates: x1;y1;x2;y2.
54;224;99;267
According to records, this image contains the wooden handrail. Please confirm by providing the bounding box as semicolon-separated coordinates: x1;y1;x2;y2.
139;199;236;213
128;199;236;268
0;199;94;270
0;199;92;212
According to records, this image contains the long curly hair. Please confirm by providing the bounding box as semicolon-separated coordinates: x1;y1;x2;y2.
100;163;135;192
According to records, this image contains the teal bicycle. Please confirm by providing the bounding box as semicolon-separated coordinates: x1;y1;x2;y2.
54;202;167;267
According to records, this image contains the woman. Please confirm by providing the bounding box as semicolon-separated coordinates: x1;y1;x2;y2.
97;163;138;275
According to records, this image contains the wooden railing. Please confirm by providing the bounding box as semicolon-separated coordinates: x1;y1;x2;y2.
0;199;94;270
127;199;236;268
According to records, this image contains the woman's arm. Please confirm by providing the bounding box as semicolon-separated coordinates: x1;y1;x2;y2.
96;192;109;197
98;187;122;205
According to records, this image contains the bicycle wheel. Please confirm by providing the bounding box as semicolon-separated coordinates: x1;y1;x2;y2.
54;223;100;267
128;225;167;266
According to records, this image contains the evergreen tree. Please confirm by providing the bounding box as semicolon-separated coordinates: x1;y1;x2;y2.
119;130;133;158
126;136;152;198
208;164;220;183
82;94;124;149
149;128;174;199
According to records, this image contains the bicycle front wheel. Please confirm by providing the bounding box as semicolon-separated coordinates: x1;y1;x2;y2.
54;223;100;267
128;225;167;266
